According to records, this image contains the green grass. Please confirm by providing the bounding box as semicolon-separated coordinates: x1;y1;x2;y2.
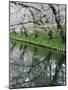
10;32;65;49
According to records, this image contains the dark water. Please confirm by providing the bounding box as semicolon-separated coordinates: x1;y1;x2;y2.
9;40;66;89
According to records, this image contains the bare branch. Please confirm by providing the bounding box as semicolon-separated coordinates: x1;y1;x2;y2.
10;1;41;12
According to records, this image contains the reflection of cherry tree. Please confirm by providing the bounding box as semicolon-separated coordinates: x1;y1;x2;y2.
10;41;66;88
51;54;66;86
10;45;52;88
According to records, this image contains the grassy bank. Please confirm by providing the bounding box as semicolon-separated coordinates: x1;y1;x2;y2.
10;32;65;49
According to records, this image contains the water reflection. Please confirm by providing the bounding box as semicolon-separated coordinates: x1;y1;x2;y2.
9;40;66;88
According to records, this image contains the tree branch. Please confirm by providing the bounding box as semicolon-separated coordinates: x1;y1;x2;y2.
49;4;62;29
10;1;41;12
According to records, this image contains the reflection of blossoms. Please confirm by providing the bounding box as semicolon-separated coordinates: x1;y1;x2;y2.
9;41;66;88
